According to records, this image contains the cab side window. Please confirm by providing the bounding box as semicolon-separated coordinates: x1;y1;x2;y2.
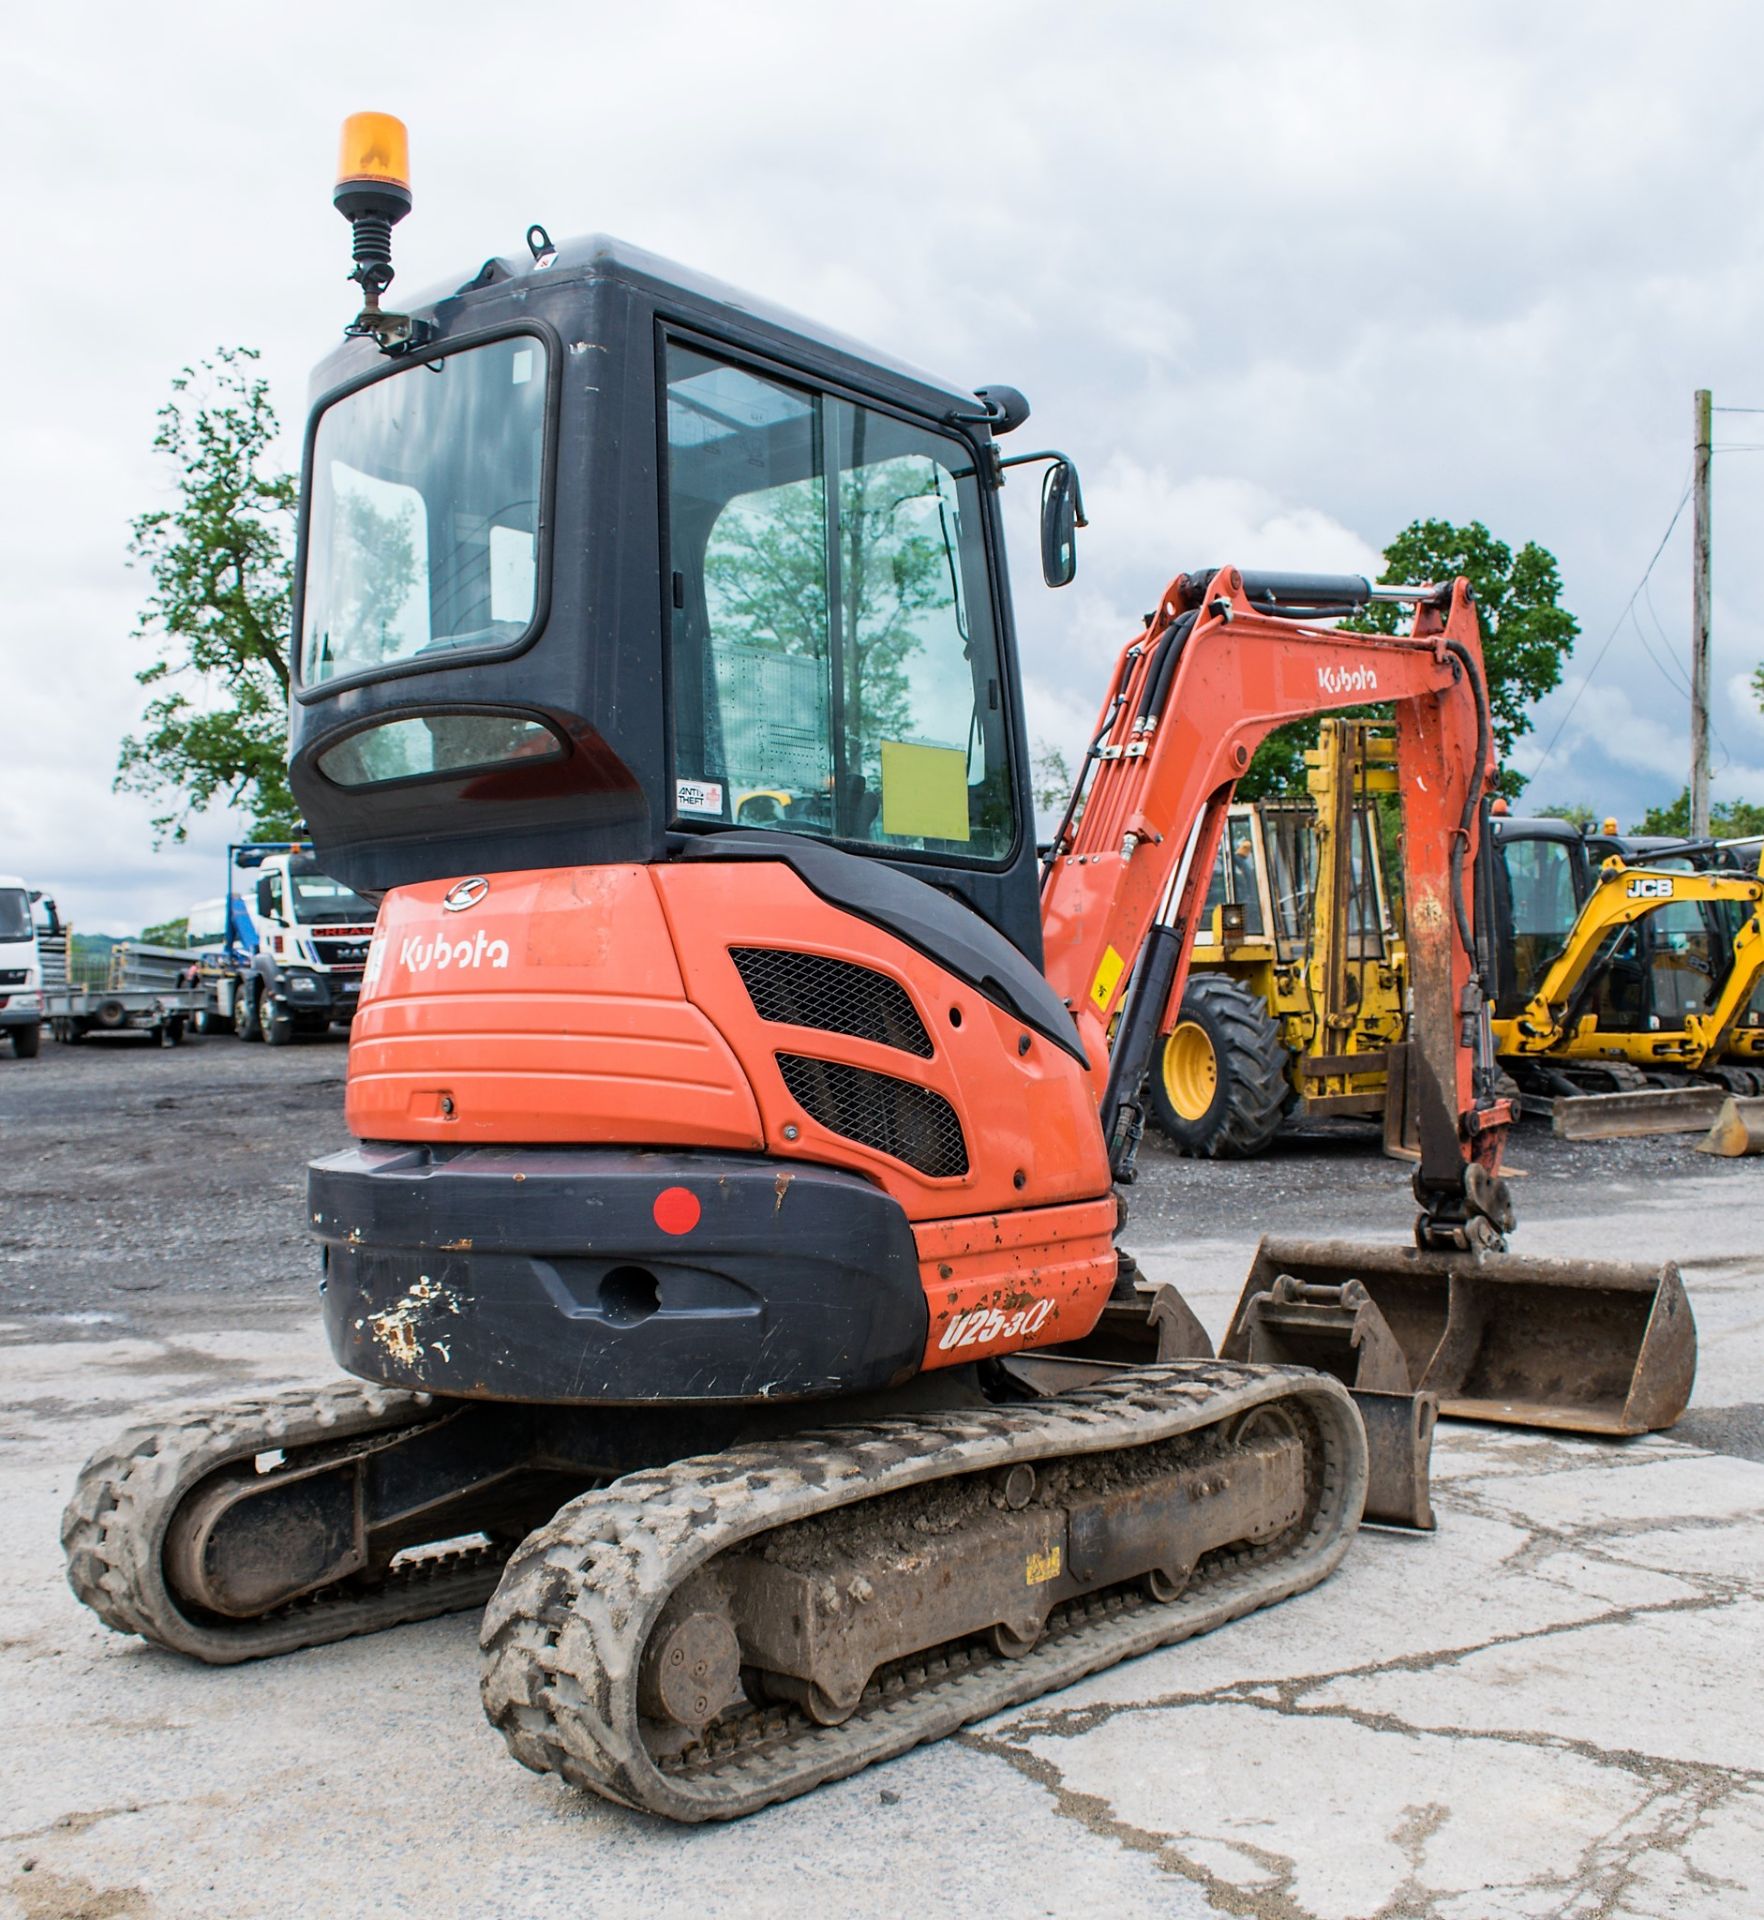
664;344;1015;859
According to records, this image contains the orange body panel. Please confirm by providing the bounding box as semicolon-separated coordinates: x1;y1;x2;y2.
347;857;1118;1361
653;863;1111;1223
914;1198;1119;1370
348;867;763;1149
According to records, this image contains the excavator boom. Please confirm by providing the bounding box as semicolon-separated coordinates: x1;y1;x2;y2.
1041;566;1509;1248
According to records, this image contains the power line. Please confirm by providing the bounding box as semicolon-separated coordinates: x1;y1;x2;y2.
1523;478;1692;790
1628;601;1692;699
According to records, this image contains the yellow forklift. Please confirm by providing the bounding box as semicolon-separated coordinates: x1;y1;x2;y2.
1147;720;1408;1156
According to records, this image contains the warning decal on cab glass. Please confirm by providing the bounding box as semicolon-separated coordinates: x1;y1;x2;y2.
675;778;725;818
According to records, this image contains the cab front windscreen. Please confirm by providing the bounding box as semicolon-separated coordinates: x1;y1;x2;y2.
300;335;547;687
288;860;376;925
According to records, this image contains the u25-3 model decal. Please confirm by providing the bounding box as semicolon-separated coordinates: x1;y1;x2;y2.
938;1296;1057;1352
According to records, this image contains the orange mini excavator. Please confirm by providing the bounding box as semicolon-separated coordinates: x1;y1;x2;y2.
63;117;1690;1821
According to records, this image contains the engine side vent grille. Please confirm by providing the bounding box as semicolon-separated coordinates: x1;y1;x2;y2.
731;948;933;1058
775;1053;968;1178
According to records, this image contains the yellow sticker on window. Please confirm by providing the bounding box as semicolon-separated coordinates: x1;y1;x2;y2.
880;740;970;842
1089;945;1126;1014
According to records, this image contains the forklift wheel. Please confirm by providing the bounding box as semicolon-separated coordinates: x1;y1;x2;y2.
1147;975;1289;1159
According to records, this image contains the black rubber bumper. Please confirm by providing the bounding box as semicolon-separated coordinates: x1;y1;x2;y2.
310;1144;929;1404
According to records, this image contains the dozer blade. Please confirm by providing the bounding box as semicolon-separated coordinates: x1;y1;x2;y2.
1081;1280;1438;1532
1551;1085;1727;1141
1233;1238;1696;1436
1697;1094;1764;1157
1212;1275;1438;1530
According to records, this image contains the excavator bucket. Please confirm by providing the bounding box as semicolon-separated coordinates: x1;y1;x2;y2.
1698;1095;1764;1157
1231;1239;1696;1436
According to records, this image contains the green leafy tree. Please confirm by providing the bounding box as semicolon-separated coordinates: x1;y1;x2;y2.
1535;801;1596;829
117;348;299;842
1241;519;1579;802
1636;790;1764;837
140;916;190;946
1030;739;1076;814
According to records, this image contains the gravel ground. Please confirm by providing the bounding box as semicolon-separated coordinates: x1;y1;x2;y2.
0;1030;351;1333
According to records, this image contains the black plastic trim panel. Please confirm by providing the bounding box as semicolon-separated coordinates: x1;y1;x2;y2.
310;1143;928;1404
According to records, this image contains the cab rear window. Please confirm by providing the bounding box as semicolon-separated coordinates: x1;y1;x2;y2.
317;713;564;788
301;336;547;687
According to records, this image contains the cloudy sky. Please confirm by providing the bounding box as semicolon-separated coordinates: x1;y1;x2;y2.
6;2;1764;931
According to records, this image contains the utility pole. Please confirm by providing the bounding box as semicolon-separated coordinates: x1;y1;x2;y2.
1690;388;1713;837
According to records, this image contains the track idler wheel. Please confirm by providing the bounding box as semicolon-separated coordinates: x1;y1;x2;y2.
638;1589;745;1735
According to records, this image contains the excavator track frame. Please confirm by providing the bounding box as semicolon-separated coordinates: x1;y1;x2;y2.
481;1360;1364;1821
61;1384;516;1662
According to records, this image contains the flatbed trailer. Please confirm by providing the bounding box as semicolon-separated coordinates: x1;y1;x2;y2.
40;934;208;1047
43;983;209;1047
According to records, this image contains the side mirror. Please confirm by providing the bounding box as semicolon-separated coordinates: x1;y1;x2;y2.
1040;459;1083;588
256;877;276;917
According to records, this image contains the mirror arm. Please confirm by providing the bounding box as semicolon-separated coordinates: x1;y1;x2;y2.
998;449;1088;525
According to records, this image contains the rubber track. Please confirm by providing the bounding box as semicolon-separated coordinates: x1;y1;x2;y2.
480;1360;1365;1822
61;1381;508;1663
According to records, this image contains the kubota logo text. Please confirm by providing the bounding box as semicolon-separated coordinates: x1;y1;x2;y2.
1318;663;1378;697
399;930;511;973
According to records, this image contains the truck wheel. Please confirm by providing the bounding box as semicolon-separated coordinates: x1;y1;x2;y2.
94;999;127;1032
235;988;262;1042
263;1000;296;1047
1147;974;1289;1159
11;1023;41;1059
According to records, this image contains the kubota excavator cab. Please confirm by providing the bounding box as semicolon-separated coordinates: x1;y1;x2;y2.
288;230;1126;1407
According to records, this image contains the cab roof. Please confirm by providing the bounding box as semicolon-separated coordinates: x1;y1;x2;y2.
316;232;989;425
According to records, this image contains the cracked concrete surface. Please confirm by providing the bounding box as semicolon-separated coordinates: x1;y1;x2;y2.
1;1151;1760;1916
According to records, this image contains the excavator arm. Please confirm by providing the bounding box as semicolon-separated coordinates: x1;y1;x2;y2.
1040;565;1512;1250
1497;853;1764;1059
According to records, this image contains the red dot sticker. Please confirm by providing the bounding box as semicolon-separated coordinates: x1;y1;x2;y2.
652;1186;701;1235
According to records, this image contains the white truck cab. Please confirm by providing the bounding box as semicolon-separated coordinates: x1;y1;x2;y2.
0;875;44;1058
206;845;378;1043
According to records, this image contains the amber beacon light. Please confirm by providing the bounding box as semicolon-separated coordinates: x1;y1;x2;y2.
334;112;424;351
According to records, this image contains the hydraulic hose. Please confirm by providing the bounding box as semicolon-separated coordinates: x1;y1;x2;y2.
1443;638;1489;975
